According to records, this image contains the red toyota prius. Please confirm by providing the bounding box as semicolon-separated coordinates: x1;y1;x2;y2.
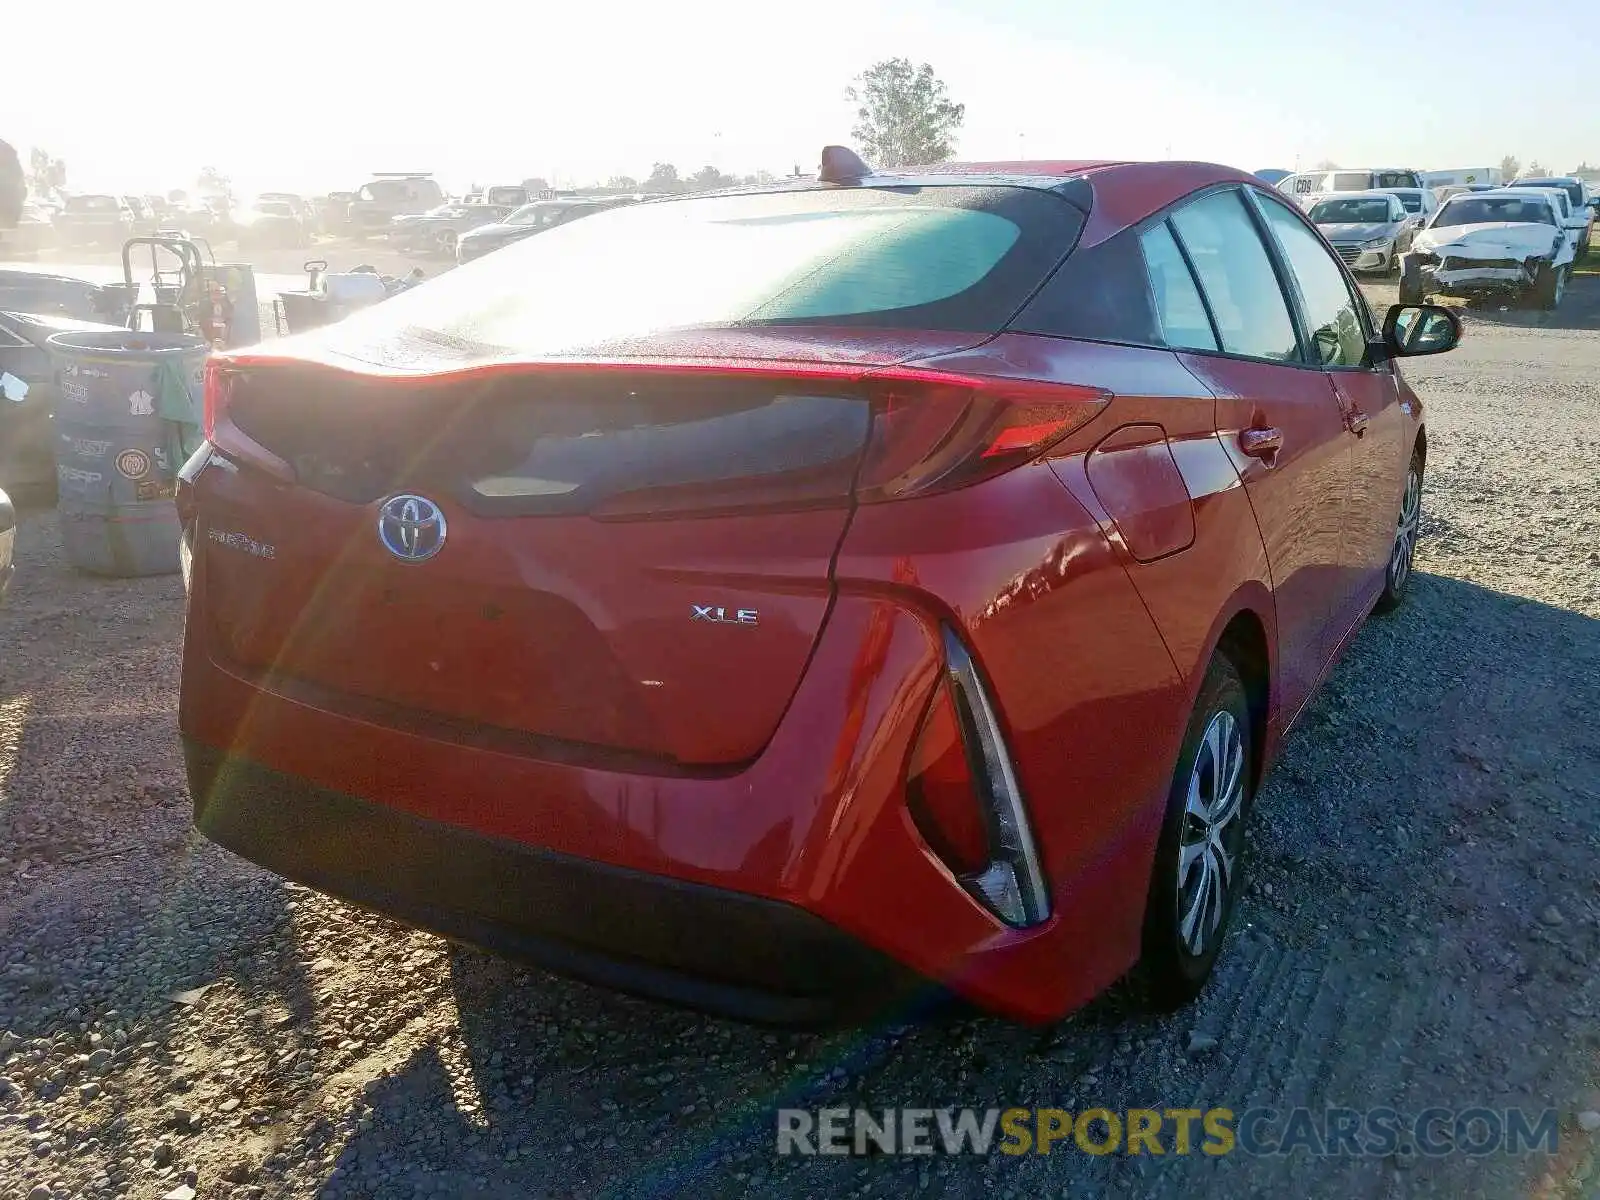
177;150;1460;1025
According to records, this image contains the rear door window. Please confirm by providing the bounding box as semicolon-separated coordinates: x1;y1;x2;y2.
1169;190;1299;363
1137;223;1218;351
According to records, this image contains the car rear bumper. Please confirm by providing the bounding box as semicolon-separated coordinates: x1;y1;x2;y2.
186;738;931;1025
178;464;1174;1025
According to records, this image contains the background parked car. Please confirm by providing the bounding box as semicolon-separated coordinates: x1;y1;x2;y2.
1279;166;1426;200
1372;187;1437;222
347;174;447;237
1403;190;1573;309
389;203;516;255
2;201;55;257
237;200;312;250
1306;191;1420;273
1509;176;1593;253
454;196;638;263
54;194;135;246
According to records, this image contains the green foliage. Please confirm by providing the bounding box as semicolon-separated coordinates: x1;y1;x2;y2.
844;58;965;168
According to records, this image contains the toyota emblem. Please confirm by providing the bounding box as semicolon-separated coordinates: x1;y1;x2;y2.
377;494;447;562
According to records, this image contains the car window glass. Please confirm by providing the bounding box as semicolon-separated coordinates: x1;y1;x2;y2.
1137;222;1217;351
1255;197;1367;368
1012;227;1159;346
0;327;27;348
1169;190;1298;362
326;186;1085;352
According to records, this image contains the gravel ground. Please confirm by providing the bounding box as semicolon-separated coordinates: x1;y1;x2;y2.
1;279;1599;1199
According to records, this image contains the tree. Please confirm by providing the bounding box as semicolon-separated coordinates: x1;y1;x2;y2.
688;165;736;191
643;162;682;193
520;177;550;196
605;175;638;190
27;147;66;194
197;166;233;204
1313;159;1340;171
1525;160;1548;177
845;58;965;168
1499;155;1520;180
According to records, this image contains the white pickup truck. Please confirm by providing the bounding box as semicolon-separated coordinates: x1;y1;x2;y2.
1508;177;1594;254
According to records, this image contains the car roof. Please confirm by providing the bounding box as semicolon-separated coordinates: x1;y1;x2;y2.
650;160;1262;248
1512;176;1577;183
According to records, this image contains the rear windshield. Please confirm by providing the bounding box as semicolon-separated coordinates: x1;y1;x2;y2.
1310;197;1393;223
319;185;1084;359
67;196;119;212
1436;197;1554;227
1387;192;1423;213
1373;171;1421;189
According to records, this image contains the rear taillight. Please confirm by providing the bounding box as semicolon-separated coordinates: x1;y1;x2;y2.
857;375;1109;503
193;358;1106;511
199;359;295;482
906;628;1051;928
201;356;231;441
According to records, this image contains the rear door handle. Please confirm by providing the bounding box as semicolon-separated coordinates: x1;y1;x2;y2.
1346;409;1369;437
1239;427;1284;461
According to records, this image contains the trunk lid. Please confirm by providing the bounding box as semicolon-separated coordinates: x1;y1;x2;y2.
198;331;986;766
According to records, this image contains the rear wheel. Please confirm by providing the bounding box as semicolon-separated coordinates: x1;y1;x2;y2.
1134;655;1253;1011
1397;255;1425;305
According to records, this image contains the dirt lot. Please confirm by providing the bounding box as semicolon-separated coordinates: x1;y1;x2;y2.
2;278;1599;1200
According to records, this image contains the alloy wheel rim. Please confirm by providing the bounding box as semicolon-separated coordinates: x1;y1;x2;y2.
1391;468;1421;593
1177;710;1247;956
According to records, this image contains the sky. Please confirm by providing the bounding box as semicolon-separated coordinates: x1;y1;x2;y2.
4;0;1593;198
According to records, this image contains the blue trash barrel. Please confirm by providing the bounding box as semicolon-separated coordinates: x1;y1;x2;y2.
46;330;207;577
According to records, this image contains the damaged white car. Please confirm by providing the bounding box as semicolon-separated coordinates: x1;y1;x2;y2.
1401;191;1575;310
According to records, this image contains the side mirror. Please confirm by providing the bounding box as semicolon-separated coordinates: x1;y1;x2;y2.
1383;303;1462;357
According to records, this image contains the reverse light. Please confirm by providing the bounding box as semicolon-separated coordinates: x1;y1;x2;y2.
906;627;1051;928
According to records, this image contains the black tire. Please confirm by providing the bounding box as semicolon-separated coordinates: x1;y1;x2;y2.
1397;255;1425;305
1134;655;1254;1011
1532;262;1566;311
1375;450;1423;612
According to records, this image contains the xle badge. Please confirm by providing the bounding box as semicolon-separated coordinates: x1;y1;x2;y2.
692;605;759;627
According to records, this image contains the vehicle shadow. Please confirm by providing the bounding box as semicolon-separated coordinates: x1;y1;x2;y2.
1450;271;1600;331
304;570;1600;1199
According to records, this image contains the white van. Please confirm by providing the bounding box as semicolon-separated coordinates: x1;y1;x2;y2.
1279;168;1426;202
